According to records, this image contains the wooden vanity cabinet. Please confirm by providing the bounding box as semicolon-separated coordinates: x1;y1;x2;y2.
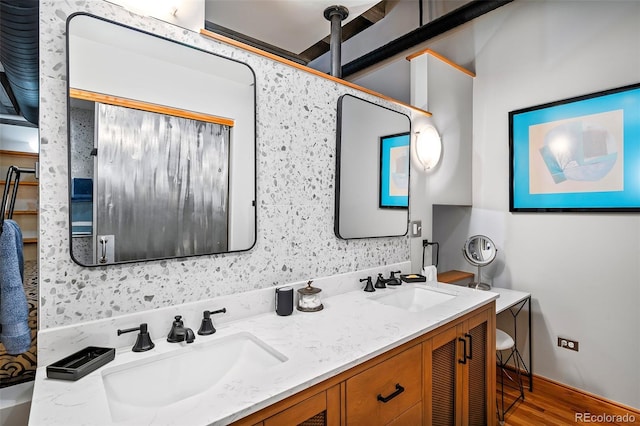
232;302;495;426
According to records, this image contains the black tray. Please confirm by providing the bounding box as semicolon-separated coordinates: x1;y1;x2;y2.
46;346;115;381
400;274;426;283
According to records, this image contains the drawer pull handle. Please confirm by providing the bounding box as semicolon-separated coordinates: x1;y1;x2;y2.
458;336;467;364
465;333;473;360
377;383;405;403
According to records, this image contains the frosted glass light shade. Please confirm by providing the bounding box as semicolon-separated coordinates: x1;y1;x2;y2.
416;125;442;170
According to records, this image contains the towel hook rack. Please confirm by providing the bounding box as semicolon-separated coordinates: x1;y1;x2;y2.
1;165;37;236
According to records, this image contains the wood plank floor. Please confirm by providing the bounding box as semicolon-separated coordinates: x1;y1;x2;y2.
499;374;640;425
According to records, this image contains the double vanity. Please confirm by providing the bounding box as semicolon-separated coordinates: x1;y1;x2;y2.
30;9;497;426
29;263;498;425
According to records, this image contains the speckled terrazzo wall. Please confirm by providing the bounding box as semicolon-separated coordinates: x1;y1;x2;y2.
38;1;411;329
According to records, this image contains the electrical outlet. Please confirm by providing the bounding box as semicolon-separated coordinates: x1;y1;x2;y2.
557;337;579;352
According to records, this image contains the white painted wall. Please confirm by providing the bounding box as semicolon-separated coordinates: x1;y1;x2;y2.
423;0;640;408
411;53;473;206
409;52;473;273
105;0;204;32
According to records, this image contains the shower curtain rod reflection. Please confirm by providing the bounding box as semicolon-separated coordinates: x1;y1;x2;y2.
69;88;236;127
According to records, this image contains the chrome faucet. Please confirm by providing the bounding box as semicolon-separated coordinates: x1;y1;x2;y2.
167;315;196;344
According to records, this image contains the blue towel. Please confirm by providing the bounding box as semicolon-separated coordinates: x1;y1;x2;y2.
0;219;31;354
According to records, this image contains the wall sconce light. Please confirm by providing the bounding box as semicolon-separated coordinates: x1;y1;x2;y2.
415;125;442;171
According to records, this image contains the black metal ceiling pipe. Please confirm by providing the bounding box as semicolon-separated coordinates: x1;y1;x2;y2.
341;0;513;78
0;0;39;125
324;5;349;78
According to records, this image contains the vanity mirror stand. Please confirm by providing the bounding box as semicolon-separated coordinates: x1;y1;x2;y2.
462;234;497;290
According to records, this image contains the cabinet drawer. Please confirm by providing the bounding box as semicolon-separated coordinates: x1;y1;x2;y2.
388;402;422;426
346;344;422;425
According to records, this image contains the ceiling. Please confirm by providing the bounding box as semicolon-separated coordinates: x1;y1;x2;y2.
203;0;508;102
203;0;469;67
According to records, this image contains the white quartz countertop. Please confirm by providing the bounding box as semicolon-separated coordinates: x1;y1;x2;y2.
29;281;497;426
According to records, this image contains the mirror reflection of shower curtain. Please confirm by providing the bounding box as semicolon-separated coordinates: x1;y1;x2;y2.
95;103;229;262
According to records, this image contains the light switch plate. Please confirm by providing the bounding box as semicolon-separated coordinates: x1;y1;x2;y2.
410;220;422;237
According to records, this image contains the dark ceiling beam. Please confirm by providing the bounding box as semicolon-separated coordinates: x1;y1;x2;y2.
299;1;390;64
204;21;307;65
342;0;513;78
0;71;20;116
0;116;38;127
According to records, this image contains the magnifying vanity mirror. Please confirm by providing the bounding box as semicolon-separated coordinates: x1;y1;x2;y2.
335;94;411;239
66;13;256;266
462;235;497;290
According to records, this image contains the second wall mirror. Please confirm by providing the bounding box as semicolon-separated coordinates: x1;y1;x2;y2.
66;13;256;266
335;94;411;239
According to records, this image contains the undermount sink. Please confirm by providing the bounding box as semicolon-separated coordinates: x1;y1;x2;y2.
371;286;458;312
101;332;287;422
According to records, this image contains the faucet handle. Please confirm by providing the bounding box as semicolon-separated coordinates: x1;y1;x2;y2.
198;308;227;336
374;273;387;289
360;276;375;292
117;323;155;352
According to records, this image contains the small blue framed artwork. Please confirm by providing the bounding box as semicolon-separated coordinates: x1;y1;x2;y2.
380;132;410;209
509;82;640;212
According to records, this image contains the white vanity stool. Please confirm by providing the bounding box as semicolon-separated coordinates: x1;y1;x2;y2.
496;328;525;423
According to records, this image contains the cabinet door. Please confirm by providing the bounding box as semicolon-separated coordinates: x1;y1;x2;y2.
264;387;337;426
424;306;495;426
424;322;462;425
465;309;495;426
